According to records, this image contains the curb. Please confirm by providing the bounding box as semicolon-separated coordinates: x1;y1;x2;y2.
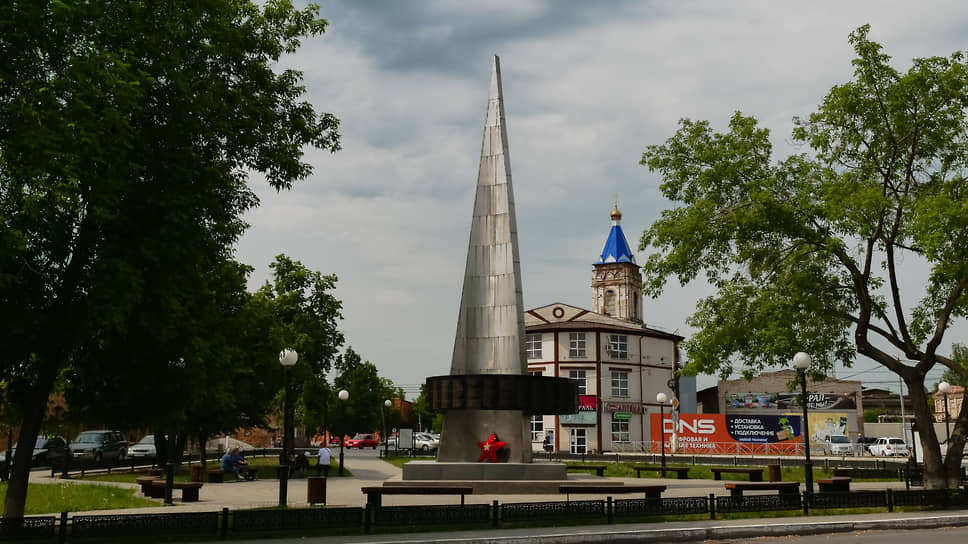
373;513;968;544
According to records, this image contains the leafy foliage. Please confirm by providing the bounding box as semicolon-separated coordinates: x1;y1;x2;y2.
0;0;340;517
640;25;968;487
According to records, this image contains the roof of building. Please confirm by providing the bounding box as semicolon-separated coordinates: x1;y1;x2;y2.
525;302;683;341
597;205;636;265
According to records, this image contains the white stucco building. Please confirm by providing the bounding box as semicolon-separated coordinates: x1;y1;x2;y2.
526;204;685;454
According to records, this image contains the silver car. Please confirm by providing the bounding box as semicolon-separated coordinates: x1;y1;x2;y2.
414;432;439;452
128;435;156;458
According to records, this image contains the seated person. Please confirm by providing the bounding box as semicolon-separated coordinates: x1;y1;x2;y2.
292;452;310;473
221;447;254;481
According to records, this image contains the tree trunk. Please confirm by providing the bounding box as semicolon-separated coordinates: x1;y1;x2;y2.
174;434;187;466
908;374;953;489
3;366;57;519
154;429;168;467
199;433;208;466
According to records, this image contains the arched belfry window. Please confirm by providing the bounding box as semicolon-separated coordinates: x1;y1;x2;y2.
605;289;616;316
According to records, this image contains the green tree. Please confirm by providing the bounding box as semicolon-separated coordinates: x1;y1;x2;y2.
254;255;344;456
639;26;968;488
0;0;340;518
939;343;968;387
333;347;390;440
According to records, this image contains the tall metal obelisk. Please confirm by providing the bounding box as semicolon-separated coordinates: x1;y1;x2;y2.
436;55;531;463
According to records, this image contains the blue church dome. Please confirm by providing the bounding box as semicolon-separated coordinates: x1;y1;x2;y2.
597;204;636;264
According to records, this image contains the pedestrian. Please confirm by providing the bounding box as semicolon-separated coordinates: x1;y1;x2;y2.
856;434;866;456
221;447;254;481
317;443;332;477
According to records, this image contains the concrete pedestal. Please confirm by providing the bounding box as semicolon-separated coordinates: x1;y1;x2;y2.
402;461;567;481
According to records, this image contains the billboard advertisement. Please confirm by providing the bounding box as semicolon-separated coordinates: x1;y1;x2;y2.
724;392;856;410
650;413;803;454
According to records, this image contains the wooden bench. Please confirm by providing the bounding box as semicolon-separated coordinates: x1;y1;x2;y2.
360;485;473;508
817;476;851;493
559;484;666;500
136;476;159;496
149;479;204;502
724;481;799;498
833;467;853;477
566;464;607;477
633;465;690;479
710;467;764;481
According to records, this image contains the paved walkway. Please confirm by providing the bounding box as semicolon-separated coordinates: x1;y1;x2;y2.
30;457;910;514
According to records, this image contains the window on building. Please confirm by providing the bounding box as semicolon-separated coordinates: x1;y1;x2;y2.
570;428;587;454
531;415;544;441
611;420;630;443
569;370;587;395
611;371;629;397
526;334;542;359
569;332;586;358
608;334;628;359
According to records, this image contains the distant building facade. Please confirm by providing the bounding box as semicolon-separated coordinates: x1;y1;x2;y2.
526;204;685;454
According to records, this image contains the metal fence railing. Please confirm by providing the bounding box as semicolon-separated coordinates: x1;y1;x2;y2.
9;485;968;542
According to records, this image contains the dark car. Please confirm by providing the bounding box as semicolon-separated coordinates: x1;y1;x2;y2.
345;434;378;449
0;436;68;467
71;430;127;463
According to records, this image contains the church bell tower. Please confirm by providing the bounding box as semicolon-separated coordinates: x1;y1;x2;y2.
592;201;643;322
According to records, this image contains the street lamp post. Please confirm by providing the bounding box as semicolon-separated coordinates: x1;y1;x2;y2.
656;392;668;467
338;389;349;476
794;352;814;495
939;381;952;450
278;349;298;507
383;399;391;458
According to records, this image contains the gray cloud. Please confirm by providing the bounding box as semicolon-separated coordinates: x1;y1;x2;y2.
236;1;968;396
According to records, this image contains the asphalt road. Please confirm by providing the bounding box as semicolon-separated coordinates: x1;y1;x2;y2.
713;526;968;543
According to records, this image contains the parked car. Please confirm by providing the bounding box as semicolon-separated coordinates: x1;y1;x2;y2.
71;430;128;462
414;432;439;452
868;437;909;457
823;434;854;456
128;435;157;458
0;436;68;466
345;433;379;449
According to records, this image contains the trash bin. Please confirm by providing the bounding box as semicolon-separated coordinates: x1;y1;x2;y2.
307;476;327;505
189;465;206;483
768;464;781;482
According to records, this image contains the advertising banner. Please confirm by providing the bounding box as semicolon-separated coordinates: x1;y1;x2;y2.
724;392;856;410
791;412;849;444
650;413;803;454
561;395;597;425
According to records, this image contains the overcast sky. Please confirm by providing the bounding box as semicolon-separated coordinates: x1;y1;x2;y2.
234;1;968;399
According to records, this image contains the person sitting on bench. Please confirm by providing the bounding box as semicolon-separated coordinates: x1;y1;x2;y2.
222;447;254;481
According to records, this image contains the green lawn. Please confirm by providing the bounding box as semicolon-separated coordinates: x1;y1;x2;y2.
0;482;157;515
381;454;438;469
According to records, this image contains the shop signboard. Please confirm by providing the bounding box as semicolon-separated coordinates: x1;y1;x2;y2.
613;412;632;420
650;413;803;454
561;395;597;425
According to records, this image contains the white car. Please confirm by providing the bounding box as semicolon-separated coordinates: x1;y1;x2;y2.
823;435;854;456
128;435;157;458
869;437;909;457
